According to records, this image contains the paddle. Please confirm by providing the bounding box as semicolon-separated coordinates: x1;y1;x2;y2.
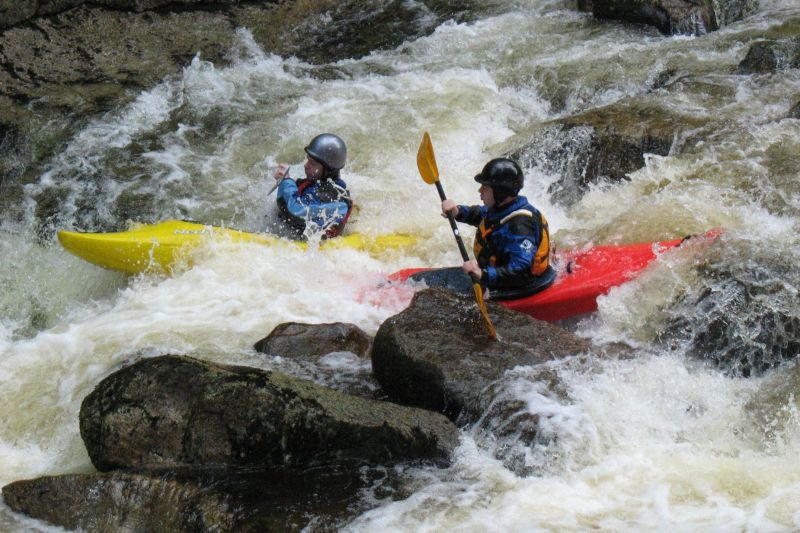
267;163;293;197
416;131;497;340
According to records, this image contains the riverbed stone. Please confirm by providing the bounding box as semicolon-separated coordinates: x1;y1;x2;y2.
788;101;800;119
507;101;709;206
371;289;591;424
254;322;373;360
2;473;238;532
2;462;411;532
738;38;800;74
79;355;458;471
579;0;759;35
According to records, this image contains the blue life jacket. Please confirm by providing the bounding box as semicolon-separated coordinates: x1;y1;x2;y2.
455;195;551;290
276;177;353;240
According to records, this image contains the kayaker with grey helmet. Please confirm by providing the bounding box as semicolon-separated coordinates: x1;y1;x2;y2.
415;157;555;299
272;133;353;240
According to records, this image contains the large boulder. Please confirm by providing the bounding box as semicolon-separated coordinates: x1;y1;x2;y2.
254;322;373;360
371;289;591;423
0;1;252;30
80;355;459;471
508;101;709;206
2;462;409;532
578;0;759;36
788;101;800;119
2;473;238;532
0;7;239;104
738;38;800;74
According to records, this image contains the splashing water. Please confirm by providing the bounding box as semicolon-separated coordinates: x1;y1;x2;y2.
3;1;800;530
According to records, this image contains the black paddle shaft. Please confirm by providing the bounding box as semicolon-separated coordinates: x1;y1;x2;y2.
434;181;471;262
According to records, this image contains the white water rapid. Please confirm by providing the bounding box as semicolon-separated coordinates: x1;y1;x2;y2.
2;0;800;530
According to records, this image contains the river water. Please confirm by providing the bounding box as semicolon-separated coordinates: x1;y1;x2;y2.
2;0;800;530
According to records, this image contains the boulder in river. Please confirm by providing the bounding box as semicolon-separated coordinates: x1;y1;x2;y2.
371;289;591;424
80;355;459;471
506;101;709;206
579;0;759;36
2;473;238;532
2;462;413;532
738;38;800;74
254;321;373;360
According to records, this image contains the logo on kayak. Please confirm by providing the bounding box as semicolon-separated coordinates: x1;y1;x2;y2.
173;229;213;235
521;239;533;251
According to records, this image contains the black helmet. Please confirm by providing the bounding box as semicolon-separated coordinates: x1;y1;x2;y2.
474;158;524;199
305;133;347;170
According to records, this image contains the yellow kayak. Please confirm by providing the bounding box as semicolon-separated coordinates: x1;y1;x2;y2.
58;220;418;275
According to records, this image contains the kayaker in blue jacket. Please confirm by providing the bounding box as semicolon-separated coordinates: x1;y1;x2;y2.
430;157;555;298
272;133;353;240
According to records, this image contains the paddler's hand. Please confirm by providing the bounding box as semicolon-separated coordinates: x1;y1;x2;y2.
441;199;458;218
273;163;290;180
462;260;482;280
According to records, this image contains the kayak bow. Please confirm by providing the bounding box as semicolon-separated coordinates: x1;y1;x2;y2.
58;220;418;275
389;230;721;323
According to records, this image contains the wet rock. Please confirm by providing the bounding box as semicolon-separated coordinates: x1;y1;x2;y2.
0;1;247;30
579;0;759;36
235;0;478;66
2;473;237;532
788;101;800;119
0;3;37;30
371;289;591;424
508;101;707;206
2;463;411;532
0;6;238;103
659;245;800;377
255;322;373;360
0;1;482;232
80;355;458;471
738;38;800;74
0;1;475;105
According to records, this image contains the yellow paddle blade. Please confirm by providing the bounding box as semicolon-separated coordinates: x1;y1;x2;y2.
472;283;498;339
416;131;440;185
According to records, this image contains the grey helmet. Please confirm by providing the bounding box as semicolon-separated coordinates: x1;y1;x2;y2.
304;133;347;170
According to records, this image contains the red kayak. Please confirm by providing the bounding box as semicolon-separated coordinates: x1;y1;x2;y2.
388;230;721;322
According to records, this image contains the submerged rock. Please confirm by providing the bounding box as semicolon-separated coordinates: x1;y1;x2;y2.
255;322;373;360
80;355;459;471
371;289;591;424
